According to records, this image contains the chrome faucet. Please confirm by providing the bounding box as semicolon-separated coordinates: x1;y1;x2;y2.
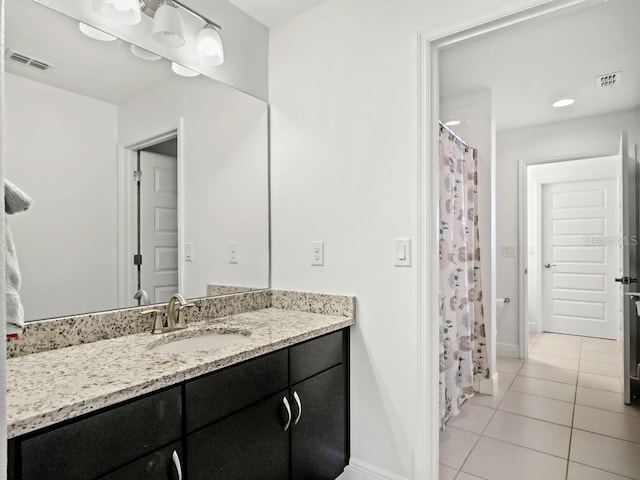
166;293;196;329
142;293;196;334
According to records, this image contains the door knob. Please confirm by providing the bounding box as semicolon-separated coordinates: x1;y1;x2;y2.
544;263;557;269
615;276;638;284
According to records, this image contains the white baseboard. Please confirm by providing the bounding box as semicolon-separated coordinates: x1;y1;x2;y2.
336;458;409;480
496;342;520;358
474;371;499;395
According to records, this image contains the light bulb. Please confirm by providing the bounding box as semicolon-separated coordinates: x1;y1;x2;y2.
101;0;141;25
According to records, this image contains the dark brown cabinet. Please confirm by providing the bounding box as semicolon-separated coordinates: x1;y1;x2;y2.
8;329;349;480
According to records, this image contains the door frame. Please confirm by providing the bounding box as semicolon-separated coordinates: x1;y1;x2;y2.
416;1;594;478
117;120;185;308
517;153;620;356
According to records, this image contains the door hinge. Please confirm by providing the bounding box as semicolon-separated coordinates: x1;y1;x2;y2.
133;170;142;182
133;254;142;266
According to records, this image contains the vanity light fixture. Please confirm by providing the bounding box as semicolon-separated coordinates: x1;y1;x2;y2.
152;0;186;47
146;0;225;64
130;44;162;60
99;0;142;25
552;98;575;108
445;120;461;126
171;62;200;77
79;22;117;42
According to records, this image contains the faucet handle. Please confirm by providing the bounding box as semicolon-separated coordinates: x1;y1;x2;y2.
141;309;166;334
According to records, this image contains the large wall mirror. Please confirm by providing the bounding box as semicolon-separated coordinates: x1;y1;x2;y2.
5;0;270;322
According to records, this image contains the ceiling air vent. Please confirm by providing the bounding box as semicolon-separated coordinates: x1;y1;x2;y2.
5;49;54;71
596;71;621;88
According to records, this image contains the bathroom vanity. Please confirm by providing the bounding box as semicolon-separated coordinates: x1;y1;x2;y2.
6;291;355;480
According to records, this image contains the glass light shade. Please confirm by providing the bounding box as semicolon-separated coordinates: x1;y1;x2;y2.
153;2;186;48
171;62;200;77
79;22;117;42
100;0;141;25
197;25;224;66
130;44;162;61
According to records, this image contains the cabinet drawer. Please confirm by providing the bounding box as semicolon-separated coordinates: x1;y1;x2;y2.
290;330;344;385
185;349;288;433
21;386;182;480
99;441;182;480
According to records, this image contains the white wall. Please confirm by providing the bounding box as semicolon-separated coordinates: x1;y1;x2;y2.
269;0;549;477
496;108;640;353
118;75;269;299
5;73;119;320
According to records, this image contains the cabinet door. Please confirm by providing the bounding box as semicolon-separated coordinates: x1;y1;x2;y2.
291;364;347;480
20;387;182;480
99;442;183;480
187;390;290;480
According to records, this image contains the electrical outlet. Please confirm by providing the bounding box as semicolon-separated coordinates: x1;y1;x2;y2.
228;243;238;264
502;245;516;258
311;241;324;266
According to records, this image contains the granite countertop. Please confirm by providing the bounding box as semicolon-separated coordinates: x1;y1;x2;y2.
7;307;355;439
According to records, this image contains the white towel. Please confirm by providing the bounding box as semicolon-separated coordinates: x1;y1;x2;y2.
5;179;32;334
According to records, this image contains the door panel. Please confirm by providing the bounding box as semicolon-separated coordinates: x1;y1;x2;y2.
620;132;639;405
542;177;620;339
140;151;178;304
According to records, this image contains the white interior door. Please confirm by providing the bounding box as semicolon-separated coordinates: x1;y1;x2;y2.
542;177;620;339
140;151;179;304
620;131;638;404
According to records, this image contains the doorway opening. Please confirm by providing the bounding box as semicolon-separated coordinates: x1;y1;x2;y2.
118;128;183;309
134;138;179;306
426;0;640;477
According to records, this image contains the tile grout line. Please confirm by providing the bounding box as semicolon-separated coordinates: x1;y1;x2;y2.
563;335;582;480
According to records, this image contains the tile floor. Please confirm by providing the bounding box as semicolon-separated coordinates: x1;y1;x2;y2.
440;332;640;480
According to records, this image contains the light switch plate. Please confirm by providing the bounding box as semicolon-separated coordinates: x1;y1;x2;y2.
185;243;193;262
311;241;324;266
228;243;238;264
394;238;411;266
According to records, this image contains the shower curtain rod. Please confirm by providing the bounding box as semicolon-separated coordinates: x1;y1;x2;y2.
439;121;473;151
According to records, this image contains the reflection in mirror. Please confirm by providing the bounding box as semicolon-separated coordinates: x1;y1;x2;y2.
5;0;269;322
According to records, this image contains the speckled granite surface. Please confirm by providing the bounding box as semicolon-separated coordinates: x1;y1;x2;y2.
272;290;356;317
7;290;272;358
206;285;261;296
6;291;356;439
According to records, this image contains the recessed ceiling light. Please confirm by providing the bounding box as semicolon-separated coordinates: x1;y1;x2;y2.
552;98;575;108
78;22;117;42
445;120;461;126
130;45;161;61
171;62;200;77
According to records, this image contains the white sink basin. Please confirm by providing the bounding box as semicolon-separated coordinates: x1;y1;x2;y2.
149;332;251;354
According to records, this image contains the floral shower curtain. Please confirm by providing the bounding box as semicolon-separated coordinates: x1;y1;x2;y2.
439;125;490;427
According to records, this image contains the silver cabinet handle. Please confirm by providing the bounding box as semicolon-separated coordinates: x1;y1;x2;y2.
293;391;302;425
171;450;182;480
544;263;557;269
282;396;292;431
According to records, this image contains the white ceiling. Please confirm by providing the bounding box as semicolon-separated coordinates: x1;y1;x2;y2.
5;0;175;105
440;0;640;131
228;0;327;27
